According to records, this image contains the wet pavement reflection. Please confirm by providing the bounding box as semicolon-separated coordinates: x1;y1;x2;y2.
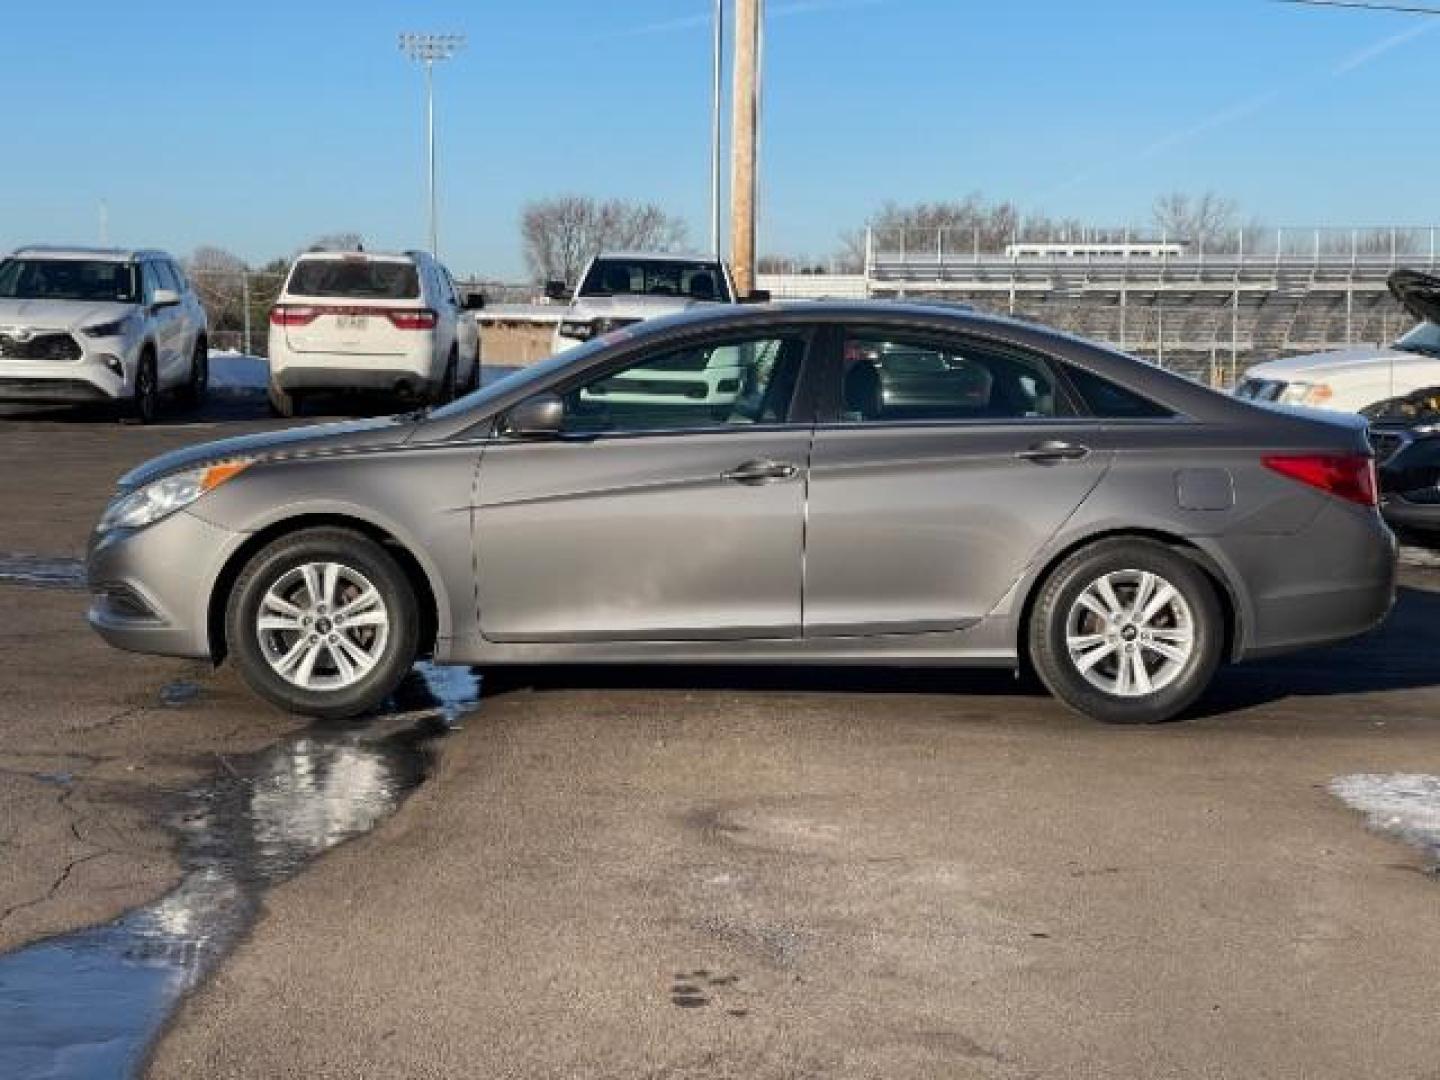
0;663;479;1080
0;554;85;590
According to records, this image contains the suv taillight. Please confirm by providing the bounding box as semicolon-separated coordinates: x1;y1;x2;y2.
386;309;437;331
1262;453;1378;508
270;305;319;327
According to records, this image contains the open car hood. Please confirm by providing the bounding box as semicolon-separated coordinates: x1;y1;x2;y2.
1389;268;1440;325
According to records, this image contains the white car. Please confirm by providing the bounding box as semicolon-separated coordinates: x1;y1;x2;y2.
267;249;482;416
1236;270;1440;413
0;246;209;423
549;252;737;356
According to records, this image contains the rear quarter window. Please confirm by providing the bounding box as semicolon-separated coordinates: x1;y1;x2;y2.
286;259;420;300
1066;365;1174;419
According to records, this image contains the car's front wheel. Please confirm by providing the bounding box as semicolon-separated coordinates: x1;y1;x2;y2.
127;351;159;425
225;528;419;719
179;338;208;409
1028;538;1224;724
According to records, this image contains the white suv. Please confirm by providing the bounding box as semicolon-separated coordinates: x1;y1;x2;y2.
267;249;481;416
0;246;209;423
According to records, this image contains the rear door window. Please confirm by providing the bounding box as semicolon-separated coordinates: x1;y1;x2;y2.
287;258;421;300
836;330;1070;423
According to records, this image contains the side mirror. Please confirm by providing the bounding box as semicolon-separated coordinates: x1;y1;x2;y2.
503;393;564;438
741;289;771;304
152;288;182;309
463;292;486;311
544;280;570;302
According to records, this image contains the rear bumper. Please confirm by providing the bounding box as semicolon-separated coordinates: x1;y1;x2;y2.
272;366;438;396
1206;503;1397;660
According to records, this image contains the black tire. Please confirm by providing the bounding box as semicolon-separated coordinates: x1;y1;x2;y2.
128;351;159;425
435;351;458;405
268;382;300;418
466;348;482;393
1027;538;1224;724
179;338;208;409
225;527;420;719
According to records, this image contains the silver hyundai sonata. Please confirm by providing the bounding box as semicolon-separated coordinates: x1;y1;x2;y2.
87;302;1396;724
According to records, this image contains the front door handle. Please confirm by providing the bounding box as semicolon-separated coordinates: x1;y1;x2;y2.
722;459;799;484
1015;440;1090;463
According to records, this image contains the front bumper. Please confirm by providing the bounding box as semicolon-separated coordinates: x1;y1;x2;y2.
0;355;130;403
86;509;247;659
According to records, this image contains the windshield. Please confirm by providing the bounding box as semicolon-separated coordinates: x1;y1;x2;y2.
579;259;729;302
0;258;138;303
286;258;420;300
1394;321;1440;358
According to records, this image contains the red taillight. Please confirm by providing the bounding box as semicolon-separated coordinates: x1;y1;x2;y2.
1262;453;1378;508
270;305;319;327
386;309;437;331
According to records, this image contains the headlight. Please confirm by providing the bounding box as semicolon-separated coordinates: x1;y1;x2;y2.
559;319;595;341
82;313;138;339
98;461;251;532
1278;382;1334;407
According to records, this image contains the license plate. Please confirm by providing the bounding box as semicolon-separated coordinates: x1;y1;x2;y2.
336;314;368;331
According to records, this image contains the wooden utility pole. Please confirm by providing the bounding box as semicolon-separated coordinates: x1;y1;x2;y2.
730;0;759;296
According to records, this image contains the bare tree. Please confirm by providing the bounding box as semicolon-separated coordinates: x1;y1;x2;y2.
1151;192;1239;246
184;246;251;346
521;196;689;284
304;232;364;253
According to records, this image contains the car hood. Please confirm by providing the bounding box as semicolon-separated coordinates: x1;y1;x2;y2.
116;416;419;492
1243;345;1428;381
1390;268;1440;325
0;298;135;333
566;294;725;322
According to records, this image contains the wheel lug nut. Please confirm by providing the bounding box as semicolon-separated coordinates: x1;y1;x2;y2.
327;634;337;643
308;635;318;644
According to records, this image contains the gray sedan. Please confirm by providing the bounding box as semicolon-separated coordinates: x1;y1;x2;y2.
87;302;1396;724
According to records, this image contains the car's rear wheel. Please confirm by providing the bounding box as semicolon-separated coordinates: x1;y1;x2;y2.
466;348;482;393
1028;538;1223;724
179;337;208;409
267;382;300;418
128;352;159;425
225;528;419;719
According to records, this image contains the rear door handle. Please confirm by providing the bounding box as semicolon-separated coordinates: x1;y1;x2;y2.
1015;440;1090;463
722;459;799;484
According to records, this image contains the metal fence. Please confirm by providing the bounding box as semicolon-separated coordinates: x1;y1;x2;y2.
868;226;1440;264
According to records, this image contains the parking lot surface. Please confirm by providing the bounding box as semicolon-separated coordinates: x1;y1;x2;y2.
2;394;1439;1079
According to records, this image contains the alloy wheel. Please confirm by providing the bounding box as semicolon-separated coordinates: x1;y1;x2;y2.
1064;568;1195;698
256;561;391;692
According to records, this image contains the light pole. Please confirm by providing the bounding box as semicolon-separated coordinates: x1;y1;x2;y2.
399;32;466;259
710;0;724;256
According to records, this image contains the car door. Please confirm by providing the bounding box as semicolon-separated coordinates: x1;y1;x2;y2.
803;326;1113;636
474;326;815;642
142;260;186;386
441;266;478;378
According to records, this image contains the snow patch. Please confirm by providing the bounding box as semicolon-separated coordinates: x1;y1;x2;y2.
1331;773;1440;861
207;350;269;393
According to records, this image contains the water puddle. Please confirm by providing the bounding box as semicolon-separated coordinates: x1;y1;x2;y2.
1332;773;1440;865
0;662;480;1079
0;554;85;591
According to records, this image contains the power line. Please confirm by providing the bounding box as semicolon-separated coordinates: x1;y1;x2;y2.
1274;0;1440;14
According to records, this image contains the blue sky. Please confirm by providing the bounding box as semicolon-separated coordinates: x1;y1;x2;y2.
0;0;1433;278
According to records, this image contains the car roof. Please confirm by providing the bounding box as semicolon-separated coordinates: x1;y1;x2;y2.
9;245;169;262
293;250;423;264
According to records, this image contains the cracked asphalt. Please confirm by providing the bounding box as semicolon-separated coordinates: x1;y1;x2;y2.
4;396;1440;1079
